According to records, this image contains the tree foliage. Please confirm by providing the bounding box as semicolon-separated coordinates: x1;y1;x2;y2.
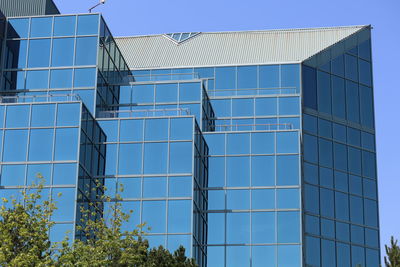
385;236;400;267
0;180;197;267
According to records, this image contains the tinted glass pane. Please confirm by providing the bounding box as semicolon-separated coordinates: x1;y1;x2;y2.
3;130;27;162
1;164;25;186
26;70;48;89
346;81;360;123
51;188;75;221
169;176;192;197
227;156;250;187
118;144;142;175
251;156;275;186
255;97;277;116
319;139;333;168
54;128;79;160
169;142;192;173
320;188;334;218
170;118;192;140
277;132;298;154
360;85;374;128
277;188;299;209
179;82;200;101
253;246;276;267
7;18;29;38
232;98;253;117
145;118;168;141
345;54;358;82
279;97;299;115
56;103;80;126
226;246;250;267
29;129;53;161
277;155;299;185
227;213;250;243
350;175;362;197
227;133;250;154
359;40;371;61
75;37;97;66
208;213;225;244
132;84;154;103
252;212;275;244
334;143;347;172
335;192;349;221
259;65;279;89
27;164;51;185
50;69;73;89
321;239;336;267
278;245;301;267
155;83;178;103
168;200;191;233
74;68;96;87
317;71;331;114
6;40;27;69
77;15;99;35
359;59;372;86
120;119;143;142
215;67;235;89
303;65;317;109
6;105;30;128
31;104;55;127
119;178;141;199
28;39;51;68
304;134;318;164
331;76;346;119
54;16;76;36
277;211;300;243
281;64;300;90
144;143;167;174
237;66;257;89
52;38;74;67
306;236;320;266
53;163;77;185
142;201;166;233
30;17;52;38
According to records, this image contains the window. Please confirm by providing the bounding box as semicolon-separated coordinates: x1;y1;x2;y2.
119;178;141;199
132;84;154;103
170;118;192;140
118;144;142;175
303;134;318;164
142;201;166;233
346;80;360;123
28;129;53;161
306;236;320;266
337;242;351;267
31;104;55;127
54;128;79;160
251;132;274;154
208;157;225;187
168;200;191;233
30;17;52;38
56;103;80;126
303;65;317;109
120;119;143;142
277;155;299;186
360;85;374;128
251;156;275;186
77;15;99;36
334;171;348;192
322;239;336;267
350;195;364;224
3;130;28;162
336;222;350;242
277;188;299;209
169;176;192;197
27;164;51;185
144;143;168;174
155;83;178;103
320;188;334;218
331;76;346;119
145;119;168;141
252;246;276;267
252;212;275;243
169;142;192;173
317;70;331;114
26;70;49;89
6;105;30;128
52;38;74;67
74;68;96;87
227;190;249;210
226;246;250;267
232;98;253;117
208;213;225;244
226;212;250;244
277;132;298;154
1;164;25;186
50;69;73;88
75;37;97;66
54;16;76;36
334;143;348;172
345;54;358;82
319;139;333;168
255;97;277;116
179;82;200;101
53;163;77;185
252;189;274;210
227;133;250;154
215;67;236;89
6;40;27;69
279;97;299;115
281;64;300;91
8;18;29;38
347;127;361;147
278;245;301;267
237;66;257;89
51;188;76;222
227;156;250;187
28;39;51;68
320;167;333;188
335;192;349;221
277;211;300;243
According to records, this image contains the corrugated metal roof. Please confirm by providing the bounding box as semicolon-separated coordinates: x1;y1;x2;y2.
0;0;59;17
115;26;368;69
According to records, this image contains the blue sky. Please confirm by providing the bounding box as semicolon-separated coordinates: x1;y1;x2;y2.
55;0;400;260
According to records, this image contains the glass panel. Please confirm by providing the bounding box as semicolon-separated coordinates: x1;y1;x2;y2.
7;18;29;38
53;163;77;185
276;155;299;185
26;70;48;89
279;97;299;115
259;65;279;89
277;131;298;153
74;68;96;87
30;17;52;38
144;143;168;174
6;105;30;128
335;192;349;221
331;76;346;119
28;129;53;161
227;133;250;154
253;246;276;267
119;178;141;199
54;16;76;36
360;85;374;128
319;139;333;168
169;142;192;173
52;38;74;67
226;246;250;267
359;59;372;86
170;118;192;140
50;69;73;89
278;245;301;267
1;164;26;186
145;118;168;141
232;98;253;117
227;190;249;210
31;104;55;127
179;82;201;102
226;212;250;243
317;70;331;114
255;97;277;116
208;157;225;187
118;144;142;175
345;54;358;82
237;66;257;89
167;200;191;233
28;39;51;68
208;213;225;244
155;83;178;103
52;188;75;222
26;164;51;185
227;156;250;187
336;222;350;242
281;64;300;90
252;212;275;243
77;14;99;36
54;128;79;160
346;81;360;123
169;176;191;197
6;40;27;69
277;211;300;243
119;119;143;142
251;156;275;186
303;65;317;109
306;236;320;266
3;129;28;162
131;84;154;103
321;239;336;267
75;37;97;66
251;132;274;154
215;67;236;90
320;188;334;218
142;201;166;233
56;103;80;126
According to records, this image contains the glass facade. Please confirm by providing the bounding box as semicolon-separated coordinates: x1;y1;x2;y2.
0;5;379;267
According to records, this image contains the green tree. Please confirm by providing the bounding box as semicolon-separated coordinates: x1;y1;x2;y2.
0;179;197;267
385;236;400;267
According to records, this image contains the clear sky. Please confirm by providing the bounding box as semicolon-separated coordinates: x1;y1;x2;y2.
55;0;400;261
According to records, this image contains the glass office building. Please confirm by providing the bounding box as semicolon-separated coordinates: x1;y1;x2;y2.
0;1;380;266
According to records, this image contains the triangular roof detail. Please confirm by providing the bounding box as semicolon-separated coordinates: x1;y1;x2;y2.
115;25;369;69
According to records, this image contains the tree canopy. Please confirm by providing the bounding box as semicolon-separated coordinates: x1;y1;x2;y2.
385;236;400;267
0;180;197;267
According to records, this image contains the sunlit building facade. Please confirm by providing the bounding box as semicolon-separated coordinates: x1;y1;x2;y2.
0;1;380;266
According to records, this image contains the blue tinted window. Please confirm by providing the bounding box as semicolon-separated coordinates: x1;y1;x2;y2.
337;242;351;267
321;239;336;267
319;139;333;168
118;144;142;175
227;133;250;154
1;164;25;186
26;70;49;89
227;156;250;187
29;129;53;161
255;97;277;116
226;246;250;267
366;249;379;267
305;215;320;235
120;119;143;142
335;192;349;221
155;83;178;103
365;228;379;248
360;85;374;128
3;130;27;162
75;37;97;66
7;18;29;38
208;213;225;244
334;171;348;192
303;65;317;109
227;213;250;244
281;64;300;90
74;68;96;87
347;127;361;147
169;142;192;173
170;118;192;140
142;201;166;233
52;38;74;67
334;143;348;172
144;143;168;174
359;59;372;86
204;134;224;155
50;69;73;88
278;245;301;267
253;246;276;267
346;80;360;123
277;131;298;153
306;236;320;266
169;176;191;197
251;156;275;186
331;76;346;119
279;97;299;115
350;195;364;224
57;103;80;126
320;188;334;218
277;155;299;185
303;114;317;134
28;39;50;68
351;246;365;267
320;167;333;188
351;225;364;245
54;16;76;36
215;67;235;89
251;132;274;154
303;134;318;164
277;188;299;209
50;223;73;244
333;123;346;142
336;222;350;242
232;98;253;117
237;66;257;89
168;200;191;233
317;71;331;114
31;104;55;127
54;128;79;160
145;118;168;141
252;189;274;209
364;178;377;199
318;119;332;138
350;175;363;196
304;162;318;184
227;190;249;210
53;163;77;185
6;105;30;128
278;211;300;242
348;147;361;175
259;65;279;89
27;164;51;185
77;15;99;35
179;82;200;101
208;157;225;187
364;199;378;227
167;235;191;255
252;212;275;244
119;178;141;199
51;188;76;222
6;40;27;69
30;17;52;38
132;84;154;103
345;54;358;82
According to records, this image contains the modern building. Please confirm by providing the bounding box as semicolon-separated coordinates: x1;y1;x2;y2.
0;0;380;266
